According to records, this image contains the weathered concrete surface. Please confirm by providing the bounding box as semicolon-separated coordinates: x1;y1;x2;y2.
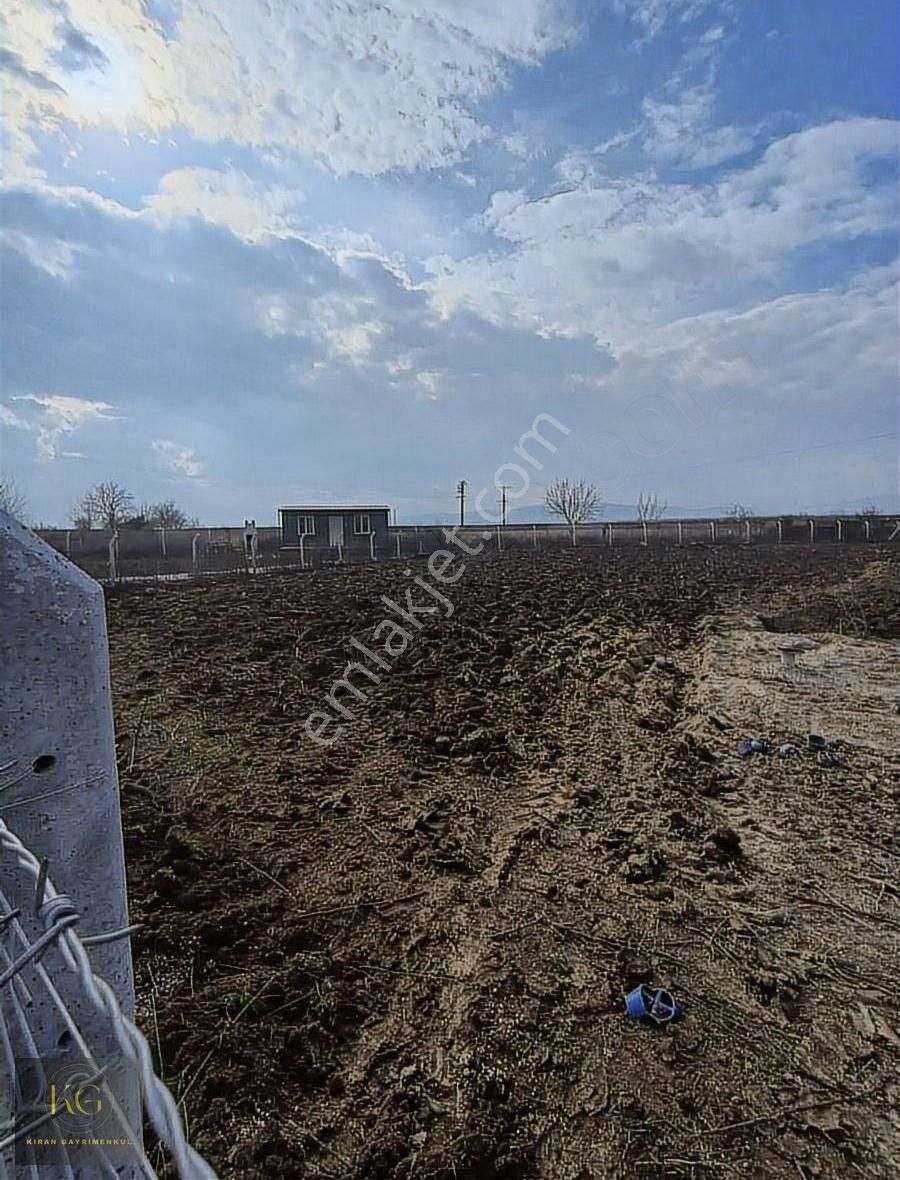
0;511;139;1165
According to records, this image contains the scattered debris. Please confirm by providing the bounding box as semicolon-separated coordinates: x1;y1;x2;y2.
807;734;828;751
625;984;683;1026
817;750;842;769
738;737;769;757
778;742;800;757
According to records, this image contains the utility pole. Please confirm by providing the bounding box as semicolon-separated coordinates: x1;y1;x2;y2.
456;479;467;528
499;485;509;527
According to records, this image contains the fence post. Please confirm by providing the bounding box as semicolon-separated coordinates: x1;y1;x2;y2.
65;529;72;557
641;520;648;547
677;522;683;545
607;523;613;546
0;510;141;1144
776;519;783;544
532;523;537;550
192;531;202;573
108;531;119;583
836;518;843;542
864;519;871;541
160;527;167;558
709;520;717;543
744;519;751;543
396;530;402;559
369;531;376;562
808;519;815;544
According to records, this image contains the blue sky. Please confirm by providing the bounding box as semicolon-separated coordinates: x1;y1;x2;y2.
1;0;897;525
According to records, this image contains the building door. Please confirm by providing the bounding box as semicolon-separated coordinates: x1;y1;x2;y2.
328;515;344;547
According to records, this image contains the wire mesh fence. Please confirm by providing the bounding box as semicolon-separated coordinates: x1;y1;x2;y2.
0;804;219;1180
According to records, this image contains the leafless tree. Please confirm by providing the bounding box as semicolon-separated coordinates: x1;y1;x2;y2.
0;476;28;523
141;499;199;529
855;503;879;518
72;482;134;530
636;490;667;521
545;477;600;546
725;502;755;521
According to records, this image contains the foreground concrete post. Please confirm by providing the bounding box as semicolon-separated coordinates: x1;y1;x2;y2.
0;511;140;1155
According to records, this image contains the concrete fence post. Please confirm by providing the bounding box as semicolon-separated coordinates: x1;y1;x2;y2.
864;519;871;541
369;531;376;562
192;531;202;573
108;531;119;583
808;519;815;544
532;524;537;550
396;531;402;559
709;520;717;543
0;511;141;1153
836;518;843;542
65;529;72;557
160;527;167;558
641;520;648;547
677;522;683;545
607;523;613;546
744;519;751;543
776;520;783;544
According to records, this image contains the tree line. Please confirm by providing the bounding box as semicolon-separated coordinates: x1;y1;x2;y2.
0;477;197;529
71;482;199;530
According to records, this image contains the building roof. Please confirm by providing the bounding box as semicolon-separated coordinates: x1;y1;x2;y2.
279;505;391;512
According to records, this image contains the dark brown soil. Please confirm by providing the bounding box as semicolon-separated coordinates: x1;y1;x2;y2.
105;545;900;1180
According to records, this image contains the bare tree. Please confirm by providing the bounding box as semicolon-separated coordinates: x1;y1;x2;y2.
855;503;879;518
141;499;199;529
636;490;667;521
545;477;600;546
72;482;134;530
0;476;28;523
725;502;754;521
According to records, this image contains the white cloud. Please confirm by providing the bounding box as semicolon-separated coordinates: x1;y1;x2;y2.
8;393;119;459
611;0;720;40
152;438;204;477
642;83;754;168
3;0;577;178
0;228;82;277
415;370;441;400
0;403;26;428
144;167;305;240
427;119;900;342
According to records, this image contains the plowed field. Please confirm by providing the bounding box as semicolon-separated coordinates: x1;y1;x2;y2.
106;545;900;1180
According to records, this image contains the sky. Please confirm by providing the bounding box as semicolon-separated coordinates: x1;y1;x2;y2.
0;0;898;526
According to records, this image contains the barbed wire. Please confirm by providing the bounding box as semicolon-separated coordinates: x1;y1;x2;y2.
0;816;219;1180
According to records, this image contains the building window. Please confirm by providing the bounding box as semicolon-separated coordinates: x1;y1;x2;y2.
353;513;371;535
298;515;315;537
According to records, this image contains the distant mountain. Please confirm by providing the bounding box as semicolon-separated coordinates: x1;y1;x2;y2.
397;501;692;526
395;494;899;527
